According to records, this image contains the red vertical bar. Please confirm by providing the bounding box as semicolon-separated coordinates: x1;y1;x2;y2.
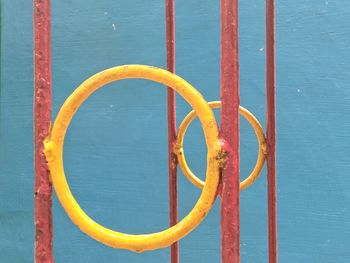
220;0;240;262
266;0;278;262
34;0;54;262
165;0;178;262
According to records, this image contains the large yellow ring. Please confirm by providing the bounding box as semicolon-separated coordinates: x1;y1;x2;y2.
43;65;221;252
176;101;266;191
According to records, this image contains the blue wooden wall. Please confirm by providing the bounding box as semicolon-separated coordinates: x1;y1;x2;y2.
1;0;350;262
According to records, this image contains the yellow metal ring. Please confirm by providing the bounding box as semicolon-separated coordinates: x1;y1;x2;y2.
43;65;221;252
176;101;266;191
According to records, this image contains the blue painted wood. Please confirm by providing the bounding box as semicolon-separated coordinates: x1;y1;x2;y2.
0;0;350;262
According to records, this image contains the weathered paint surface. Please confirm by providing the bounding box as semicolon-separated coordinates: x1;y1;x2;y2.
220;0;240;262
1;0;350;262
33;0;54;262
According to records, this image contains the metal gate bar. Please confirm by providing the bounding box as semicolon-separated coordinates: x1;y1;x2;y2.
220;0;241;262
266;0;278;262
33;0;54;262
165;1;179;263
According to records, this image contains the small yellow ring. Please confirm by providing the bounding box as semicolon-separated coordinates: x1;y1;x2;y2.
44;65;221;252
176;101;266;191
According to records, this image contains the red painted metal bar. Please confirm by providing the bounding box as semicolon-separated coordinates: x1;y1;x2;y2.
220;0;240;262
33;0;54;262
165;0;179;262
266;0;278;262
